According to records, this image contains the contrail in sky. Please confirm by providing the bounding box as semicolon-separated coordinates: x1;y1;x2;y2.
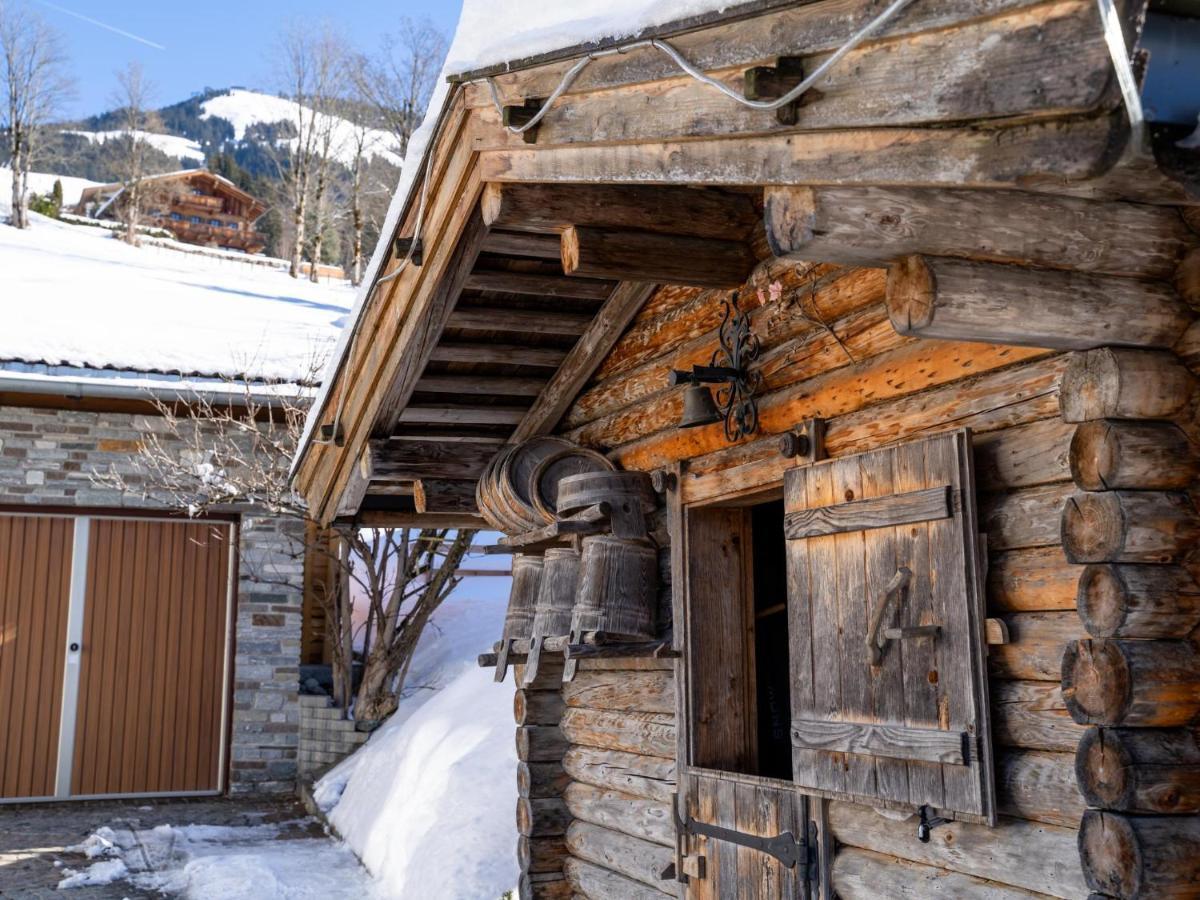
35;1;166;50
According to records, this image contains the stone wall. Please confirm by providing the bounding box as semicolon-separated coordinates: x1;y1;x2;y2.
298;694;369;777
0;404;304;795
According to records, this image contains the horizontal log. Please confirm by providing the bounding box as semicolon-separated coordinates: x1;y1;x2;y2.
519;834;568;874
515;689;567;726
989;611;1084;682
428;341;568;368
987;546;1082;613
1174;318;1200;376
413;478;477;515
981;483;1074;552
563;781;674;847
369;438;500;481
576;657;674;672
414;373;546;397
1076;563;1200;639
480;182;758;240
518;796;572;837
559;707;675;758
464;269;612;300
1061;490;1200;564
828;801;1088;898
832;846;1049;899
519;760;571;798
991;680;1086;752
561;746;676;803
973;418;1074;491
1059;348;1196;423
887;256;1191;351
398;405;527;426
1079;809;1200;899
517;724;570;762
995;749;1084;829
448;306;594;336
562;857;674;900
482;230;561;259
1069;420;1198;491
561;670;674;714
765;186;1193;279
560;225;755;288
1177;247;1200;308
565;821;673;891
1076;726;1200;814
1062;639;1200;726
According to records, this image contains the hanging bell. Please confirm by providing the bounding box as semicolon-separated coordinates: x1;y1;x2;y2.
679;383;721;429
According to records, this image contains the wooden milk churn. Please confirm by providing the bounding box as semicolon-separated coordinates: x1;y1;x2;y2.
496;553;543;681
557;471;659;644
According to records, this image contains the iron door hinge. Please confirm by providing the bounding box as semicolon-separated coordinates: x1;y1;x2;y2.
670;793;812;873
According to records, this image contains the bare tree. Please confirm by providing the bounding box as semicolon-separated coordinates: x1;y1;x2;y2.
0;0;71;228
111;62;161;245
275;22;343;279
306;66;344;283
94;373;477;724
350;19;445;157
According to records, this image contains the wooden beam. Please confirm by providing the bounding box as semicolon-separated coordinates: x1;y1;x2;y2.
560;226;754;288
886;256;1193;351
448;306;593;336
1079;809;1200;898
349;510;488;529
415;374;545;397
511;282;656;442
480;181;757;239
428;342;568;368
414;478;479;514
481;230;562;259
464;270;612;299
369;438;499;481
765;186;1195;280
399;405;527;426
1059;349;1196;423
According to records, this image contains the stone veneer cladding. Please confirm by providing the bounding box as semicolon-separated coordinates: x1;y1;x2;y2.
0;404;304;795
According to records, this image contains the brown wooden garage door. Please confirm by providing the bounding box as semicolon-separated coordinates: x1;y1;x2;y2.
0;513;233;801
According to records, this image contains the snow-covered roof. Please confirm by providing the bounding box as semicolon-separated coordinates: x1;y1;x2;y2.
0;178;354;392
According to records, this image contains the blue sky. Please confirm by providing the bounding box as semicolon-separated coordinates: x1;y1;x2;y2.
33;0;464;119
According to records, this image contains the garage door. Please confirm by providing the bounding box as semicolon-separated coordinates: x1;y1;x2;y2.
0;513;234;802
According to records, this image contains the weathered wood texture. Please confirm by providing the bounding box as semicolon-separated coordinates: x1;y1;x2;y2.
1062;639;1200;726
561;746;675;803
994;749;1084;828
1078;809;1200;899
1076;564;1200;639
563;781;674;847
991;680;1086;752
1068;420;1198;491
563;857;674;900
832;846;1058;899
559;707;675;758
518;724;571;762
565;821;673;892
1059;348;1196;423
519;796;573;837
887;256;1191;351
987;547;1082;613
519;761;572;798
765;186;1193;279
561;670;674;715
989;611;1084;682
1061;490;1200;564
561;225;755;288
1076;726;1200;814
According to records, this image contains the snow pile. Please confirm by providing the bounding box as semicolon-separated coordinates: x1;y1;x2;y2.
313;589;518;900
65;129;206;163
0;198;353;383
66;826;119;859
57;858;128;889
201;89;402;168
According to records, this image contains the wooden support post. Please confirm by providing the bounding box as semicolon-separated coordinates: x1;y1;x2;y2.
1059;348;1195;423
413;479;479;515
560;225;755;288
764;186;1195;279
1061;639;1200;726
1069;420;1198;491
1079;809;1200;899
1076;726;1200;814
885;255;1191;350
1061;491;1200;564
1077;564;1200;639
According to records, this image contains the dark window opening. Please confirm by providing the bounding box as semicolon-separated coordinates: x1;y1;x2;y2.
750;500;792;780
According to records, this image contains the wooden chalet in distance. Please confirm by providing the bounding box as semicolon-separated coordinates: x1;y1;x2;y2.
292;1;1200;897
75;169;268;254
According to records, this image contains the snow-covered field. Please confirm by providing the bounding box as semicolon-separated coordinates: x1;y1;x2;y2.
0;167;102;207
0;199;353;383
202;89;402;168
314;589;519;900
65;128;206;163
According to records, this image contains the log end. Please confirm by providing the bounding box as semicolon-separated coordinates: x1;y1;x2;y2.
1076;726;1134;809
1062;639;1131;725
481;182;505;227
559;224;581;275
1060;348;1118;424
1078;809;1142;898
763;185;818;258
1077;564;1127;638
1069;420;1117;492
1062;492;1124;564
885;255;936;336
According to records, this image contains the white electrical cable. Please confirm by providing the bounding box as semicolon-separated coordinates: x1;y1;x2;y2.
1094;0;1147;152
486;0;921;133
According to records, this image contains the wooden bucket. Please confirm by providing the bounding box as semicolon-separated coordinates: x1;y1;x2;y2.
477;445;524;533
530;448;616;524
571;535;658;640
531;547;582;639
556;470;656;517
502;553;545;641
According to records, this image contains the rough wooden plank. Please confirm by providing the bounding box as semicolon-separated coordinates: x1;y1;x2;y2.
398;405;527;426
448;306;594;336
413;478;478;514
790;720;967;765
973;418;1074;491
368;438;500;481
980;483;1073;552
994;749;1084;828
832;846;1059;899
783;485;951;539
464;269;613;299
561;226;755;288
427;342;568;368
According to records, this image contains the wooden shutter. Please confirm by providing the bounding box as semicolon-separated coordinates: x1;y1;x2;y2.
784;430;995;823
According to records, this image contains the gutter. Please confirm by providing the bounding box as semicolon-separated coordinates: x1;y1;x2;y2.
0;369;308;407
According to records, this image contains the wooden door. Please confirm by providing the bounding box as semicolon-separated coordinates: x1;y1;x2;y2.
71;519;233;796
784;430;995;823
0;515;75;800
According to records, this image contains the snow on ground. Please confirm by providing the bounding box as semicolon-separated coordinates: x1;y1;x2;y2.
64;129;206;163
57;820;383;898
0;167;103;207
0;200;353;383
313;589;518;900
202;89;402;168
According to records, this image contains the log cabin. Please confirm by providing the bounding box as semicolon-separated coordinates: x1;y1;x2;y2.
290;0;1200;896
75;168;268;254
